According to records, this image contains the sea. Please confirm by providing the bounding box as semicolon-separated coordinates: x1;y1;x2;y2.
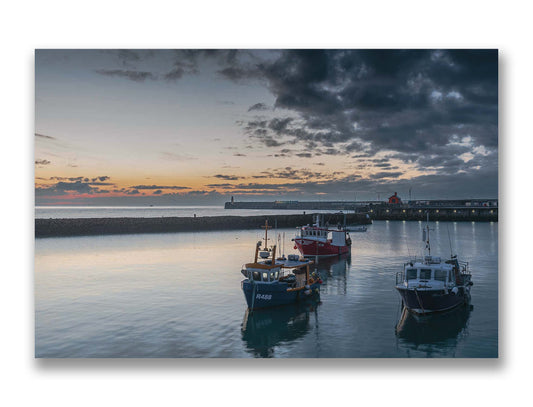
35;206;339;219
34;206;498;358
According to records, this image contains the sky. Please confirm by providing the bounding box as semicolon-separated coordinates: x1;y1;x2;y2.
35;49;498;206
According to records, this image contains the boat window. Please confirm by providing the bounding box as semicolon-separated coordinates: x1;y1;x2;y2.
434;269;447;282
406;269;417;280
252;271;261;281
420;269;432;280
262;272;269;282
272;271;278;281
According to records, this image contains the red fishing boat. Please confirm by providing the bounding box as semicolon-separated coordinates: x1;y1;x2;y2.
292;214;352;257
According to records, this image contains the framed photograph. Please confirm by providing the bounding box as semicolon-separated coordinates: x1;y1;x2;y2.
35;49;498;358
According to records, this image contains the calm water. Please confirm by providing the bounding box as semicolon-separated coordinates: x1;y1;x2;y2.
35;220;498;358
35;205;340;219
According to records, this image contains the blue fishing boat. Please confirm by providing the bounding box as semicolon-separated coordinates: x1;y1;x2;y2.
241;221;322;309
395;215;473;315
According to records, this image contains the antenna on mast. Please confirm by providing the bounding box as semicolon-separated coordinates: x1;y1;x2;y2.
424;211;431;256
446;224;454;259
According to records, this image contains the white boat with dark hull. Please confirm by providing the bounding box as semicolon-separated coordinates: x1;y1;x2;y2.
395;216;473;315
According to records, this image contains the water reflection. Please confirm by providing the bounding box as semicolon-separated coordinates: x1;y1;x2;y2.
241;300;320;357
395;303;472;357
313;254;351;295
36;221;497;358
241;254;351;357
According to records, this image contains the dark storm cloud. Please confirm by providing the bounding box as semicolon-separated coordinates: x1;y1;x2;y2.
130;185;191;190
50;176;84;181
55;181;95;193
210;174;243;181
209;167;496;199
205;183;233;188
247;103;269;112
35;175;119;197
218;66;259;82
35;159;51;165
36;181;94;195
164;67;188;81
95;69;157;82
236;49;497;182
89;182;114;186
162;49;246;82
116;49;141;65
101;49;155;66
370;171;404;179
92;176;110;182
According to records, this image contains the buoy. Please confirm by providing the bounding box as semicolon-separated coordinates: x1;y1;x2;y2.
294;245;297;250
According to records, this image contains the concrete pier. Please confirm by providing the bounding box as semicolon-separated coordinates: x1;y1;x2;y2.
35;213;372;238
225;199;498;222
365;205;497;221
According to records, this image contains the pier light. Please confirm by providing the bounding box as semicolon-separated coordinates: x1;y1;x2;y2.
386;209;389;213
453;210;456;213
402;209;406;213
418;210;422;213
490;210;493;214
436;210;439;213
370;209;373;213
472;210;475;213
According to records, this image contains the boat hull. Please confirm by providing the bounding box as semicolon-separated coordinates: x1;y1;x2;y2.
395;286;470;314
294;238;350;257
242;280;321;309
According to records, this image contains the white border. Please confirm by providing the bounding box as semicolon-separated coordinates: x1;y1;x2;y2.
3;1;529;405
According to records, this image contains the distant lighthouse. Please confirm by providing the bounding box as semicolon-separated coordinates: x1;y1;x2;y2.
388;192;402;204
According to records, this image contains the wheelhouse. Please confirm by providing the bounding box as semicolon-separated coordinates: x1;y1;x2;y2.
243;268;281;283
299;227;328;240
402;266;452;285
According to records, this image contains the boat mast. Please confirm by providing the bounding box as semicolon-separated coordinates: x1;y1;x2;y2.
261;219;272;250
425;212;431;256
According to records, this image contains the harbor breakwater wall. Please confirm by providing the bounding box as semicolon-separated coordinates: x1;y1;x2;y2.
225;200;498;222
365;206;497;222
35;213;371;238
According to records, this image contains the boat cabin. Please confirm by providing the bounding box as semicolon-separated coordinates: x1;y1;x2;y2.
243;267;281;283
300;227;328;240
242;242;313;289
397;255;460;290
298;227;349;244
